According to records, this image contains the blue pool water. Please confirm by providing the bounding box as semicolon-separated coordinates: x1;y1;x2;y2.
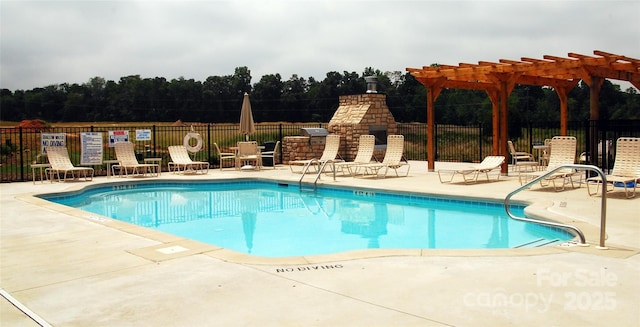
41;180;573;257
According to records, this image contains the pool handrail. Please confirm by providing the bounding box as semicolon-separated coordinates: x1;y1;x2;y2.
299;159;337;192
504;164;608;249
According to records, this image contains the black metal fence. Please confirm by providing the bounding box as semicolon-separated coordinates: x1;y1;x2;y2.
1;120;638;182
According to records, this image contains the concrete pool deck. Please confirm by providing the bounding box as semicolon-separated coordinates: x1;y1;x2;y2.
1;161;639;326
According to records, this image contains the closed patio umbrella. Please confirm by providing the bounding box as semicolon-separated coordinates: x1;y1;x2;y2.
242;212;257;253
239;92;256;141
239;190;258;253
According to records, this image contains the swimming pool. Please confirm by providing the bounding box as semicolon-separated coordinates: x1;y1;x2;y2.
41;180;574;257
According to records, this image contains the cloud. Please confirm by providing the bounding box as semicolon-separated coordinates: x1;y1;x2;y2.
1;0;639;90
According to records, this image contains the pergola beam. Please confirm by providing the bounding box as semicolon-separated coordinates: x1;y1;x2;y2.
407;50;639;174
412;52;638;82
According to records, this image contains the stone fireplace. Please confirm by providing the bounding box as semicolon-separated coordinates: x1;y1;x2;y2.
282;78;397;164
327;93;397;161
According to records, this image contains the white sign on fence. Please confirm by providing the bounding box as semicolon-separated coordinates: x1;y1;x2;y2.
108;130;129;147
40;133;66;153
80;132;103;165
135;129;151;141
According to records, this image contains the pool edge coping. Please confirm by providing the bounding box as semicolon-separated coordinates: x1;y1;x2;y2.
16;177;640;265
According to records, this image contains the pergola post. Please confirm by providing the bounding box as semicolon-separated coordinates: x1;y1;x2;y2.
553;81;579;135
584;76;604;166
418;77;445;172
558;88;568;135
426;88;436;171
487;72;519;174
486;90;500;156
586;76;604;121
500;86;509;174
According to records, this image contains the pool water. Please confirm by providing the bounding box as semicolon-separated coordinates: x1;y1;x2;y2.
42;181;573;257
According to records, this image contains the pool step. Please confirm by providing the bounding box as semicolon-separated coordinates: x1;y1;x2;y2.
514;238;562;248
299;184;317;193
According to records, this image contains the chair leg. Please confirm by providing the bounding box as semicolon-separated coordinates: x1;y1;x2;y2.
586;180;602;196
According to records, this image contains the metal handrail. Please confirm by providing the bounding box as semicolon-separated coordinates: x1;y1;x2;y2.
504;164;608;249
298;159;337;192
299;159;319;191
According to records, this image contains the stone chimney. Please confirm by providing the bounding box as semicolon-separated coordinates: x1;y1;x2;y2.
365;76;378;93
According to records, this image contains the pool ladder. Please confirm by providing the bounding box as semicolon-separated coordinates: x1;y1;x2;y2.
504;164;608;249
299;159;337;192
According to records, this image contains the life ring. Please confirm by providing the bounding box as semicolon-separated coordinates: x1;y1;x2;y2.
183;132;203;153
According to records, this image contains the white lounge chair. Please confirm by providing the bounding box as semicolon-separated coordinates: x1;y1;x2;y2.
586;137;640;198
437;156;505;184
352;135;410;178
45;146;94;182
334;135;375;176
113;142;159;177
236;141;262;170
289;134;342;173
260;141;280;169
214;142;236;170
519;136;579;191
168;145;209;174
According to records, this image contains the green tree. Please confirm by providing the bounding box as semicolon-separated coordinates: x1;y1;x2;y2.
611;87;640;119
252;73;283;122
168;77;203;122
0;89;22;121
308;71;343;121
282;74;310;122
232;66;252;95
203;75;234;122
396;72;426;122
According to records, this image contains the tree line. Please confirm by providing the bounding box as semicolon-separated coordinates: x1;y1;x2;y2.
1;66;638;125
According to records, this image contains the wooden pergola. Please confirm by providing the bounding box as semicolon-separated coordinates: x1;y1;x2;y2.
407;50;640;173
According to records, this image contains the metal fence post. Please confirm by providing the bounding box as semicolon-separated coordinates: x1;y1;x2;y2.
278;123;283;164
152;125;157;157
436;123;440;161
479;123;483;160
207;123;212;163
528;121;533;151
18;127;25;181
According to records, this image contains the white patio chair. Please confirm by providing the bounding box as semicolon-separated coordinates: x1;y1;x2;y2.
214;142;236;170
508;140;537;171
352;135;410;178
168;145;209;174
586;137;640;198
260;141;280;169
236;141;262;170
289;134;342;173
45;146;94;182
334;135;375;176
113;142;159;177
519;136;579;191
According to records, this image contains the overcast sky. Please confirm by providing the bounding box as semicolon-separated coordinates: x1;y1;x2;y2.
1;0;639;91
